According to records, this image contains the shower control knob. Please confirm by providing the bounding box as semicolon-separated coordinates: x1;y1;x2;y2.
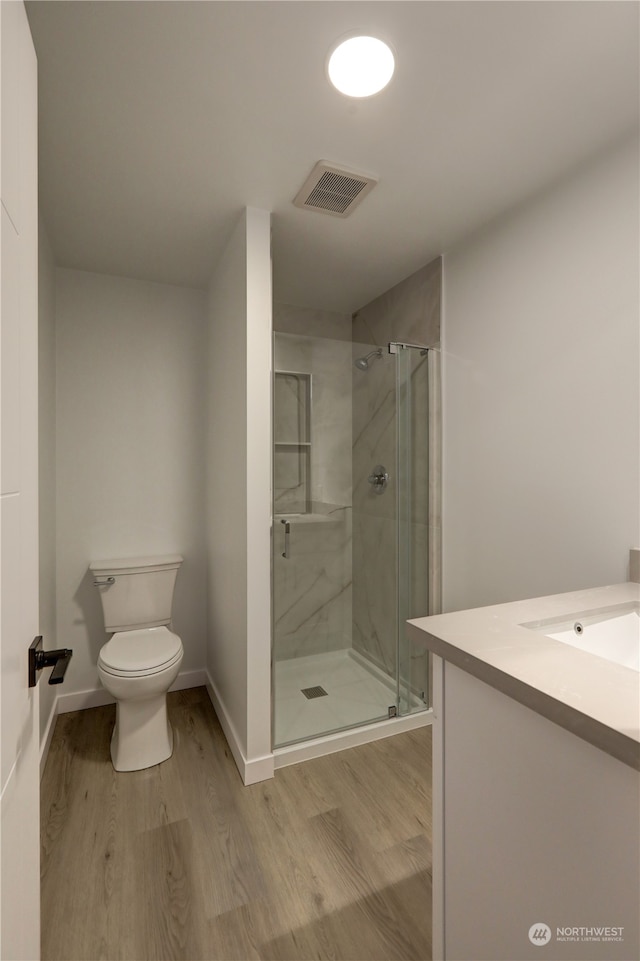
367;465;389;494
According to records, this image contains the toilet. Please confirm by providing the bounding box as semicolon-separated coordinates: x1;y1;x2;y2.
89;554;184;772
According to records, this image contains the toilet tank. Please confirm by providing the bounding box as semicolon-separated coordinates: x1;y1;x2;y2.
89;554;183;633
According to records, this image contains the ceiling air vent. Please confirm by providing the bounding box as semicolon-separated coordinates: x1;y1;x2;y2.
293;161;377;218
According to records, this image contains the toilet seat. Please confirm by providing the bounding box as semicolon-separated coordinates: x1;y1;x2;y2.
98;626;183;677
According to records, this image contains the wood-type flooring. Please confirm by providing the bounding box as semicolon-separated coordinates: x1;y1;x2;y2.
41;687;432;960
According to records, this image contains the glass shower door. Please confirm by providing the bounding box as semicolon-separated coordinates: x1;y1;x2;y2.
272;333;432;748
272;333;392;748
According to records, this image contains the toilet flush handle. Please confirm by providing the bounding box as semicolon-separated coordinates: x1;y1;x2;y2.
93;576;115;587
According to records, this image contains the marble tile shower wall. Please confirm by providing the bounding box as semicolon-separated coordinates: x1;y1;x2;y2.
273;508;352;661
273;305;353;661
351;258;442;688
274;332;352;510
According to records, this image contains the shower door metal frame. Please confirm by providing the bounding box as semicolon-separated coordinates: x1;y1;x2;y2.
391;341;434;717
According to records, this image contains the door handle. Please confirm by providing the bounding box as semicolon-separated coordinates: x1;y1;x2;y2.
28;636;73;687
281;518;291;558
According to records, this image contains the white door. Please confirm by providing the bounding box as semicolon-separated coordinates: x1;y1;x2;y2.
0;2;40;959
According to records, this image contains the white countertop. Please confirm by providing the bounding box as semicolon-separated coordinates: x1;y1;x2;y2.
408;582;640;769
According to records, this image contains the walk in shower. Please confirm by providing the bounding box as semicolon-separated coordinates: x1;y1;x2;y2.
272;302;440;748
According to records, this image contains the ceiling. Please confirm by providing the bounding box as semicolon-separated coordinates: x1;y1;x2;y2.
26;1;639;313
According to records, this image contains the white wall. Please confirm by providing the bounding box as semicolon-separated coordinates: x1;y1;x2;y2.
206;207;272;783
443;135;640;612
55;269;208;698
38;217;57;744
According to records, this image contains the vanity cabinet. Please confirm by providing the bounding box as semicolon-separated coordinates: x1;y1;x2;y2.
409;584;640;961
428;658;638;961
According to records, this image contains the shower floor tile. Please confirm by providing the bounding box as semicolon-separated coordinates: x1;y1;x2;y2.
274;650;394;746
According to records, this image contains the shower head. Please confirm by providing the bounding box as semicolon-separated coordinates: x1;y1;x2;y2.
354;348;383;370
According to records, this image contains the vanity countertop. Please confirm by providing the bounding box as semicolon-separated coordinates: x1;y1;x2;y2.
408;582;640;769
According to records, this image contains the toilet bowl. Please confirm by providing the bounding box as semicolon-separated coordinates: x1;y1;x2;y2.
90;554;184;772
97;626;183;772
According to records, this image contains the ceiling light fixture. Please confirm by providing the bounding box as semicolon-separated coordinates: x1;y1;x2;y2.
327;35;395;98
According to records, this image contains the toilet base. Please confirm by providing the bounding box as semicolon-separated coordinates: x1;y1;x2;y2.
110;693;174;772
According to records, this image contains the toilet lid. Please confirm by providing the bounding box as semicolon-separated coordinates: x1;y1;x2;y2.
99;627;183;675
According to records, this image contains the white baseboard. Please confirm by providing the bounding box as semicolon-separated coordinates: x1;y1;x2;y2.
274;709;432;769
39;668;209;778
171;669;208;693
55;668;208;715
56;686;115;714
39;696;60;781
243;752;275;785
204;670;274;785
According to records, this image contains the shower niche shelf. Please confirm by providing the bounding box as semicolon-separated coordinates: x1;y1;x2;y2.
274;371;311;514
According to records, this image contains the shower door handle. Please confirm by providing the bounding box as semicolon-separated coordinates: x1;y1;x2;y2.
281;519;291;558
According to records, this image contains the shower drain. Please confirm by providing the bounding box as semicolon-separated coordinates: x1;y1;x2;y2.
301;686;328;699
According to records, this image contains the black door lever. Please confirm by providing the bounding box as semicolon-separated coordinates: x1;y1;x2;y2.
28;636;73;687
